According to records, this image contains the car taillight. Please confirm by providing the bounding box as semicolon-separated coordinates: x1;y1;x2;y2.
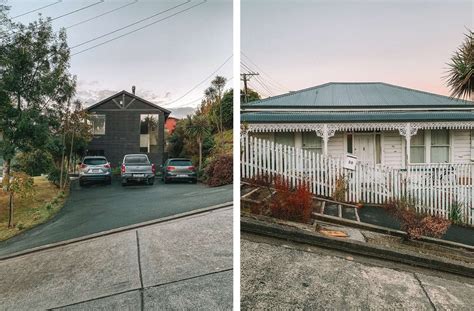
188;166;195;171
104;163;111;168
152;164;156;173
167;166;176;171
121;164;125;173
80;164;87;169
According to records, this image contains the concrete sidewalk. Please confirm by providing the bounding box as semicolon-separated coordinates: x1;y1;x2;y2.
241;233;474;310
0;207;233;310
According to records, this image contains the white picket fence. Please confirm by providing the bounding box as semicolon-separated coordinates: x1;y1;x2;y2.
241;135;474;226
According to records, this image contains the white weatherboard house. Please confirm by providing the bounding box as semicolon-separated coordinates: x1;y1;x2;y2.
240;82;474;226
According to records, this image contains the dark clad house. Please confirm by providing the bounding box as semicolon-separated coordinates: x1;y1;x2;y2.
86;89;170;167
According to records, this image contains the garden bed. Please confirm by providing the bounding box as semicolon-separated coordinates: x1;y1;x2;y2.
242;182;474;265
0;176;68;241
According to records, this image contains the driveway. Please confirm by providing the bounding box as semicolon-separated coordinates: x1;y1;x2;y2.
0;179;232;256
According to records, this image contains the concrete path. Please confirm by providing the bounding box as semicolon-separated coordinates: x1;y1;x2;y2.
0;179;233;256
0;207;233;310
241;233;474;310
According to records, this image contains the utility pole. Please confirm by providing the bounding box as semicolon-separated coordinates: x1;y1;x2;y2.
240;72;259;103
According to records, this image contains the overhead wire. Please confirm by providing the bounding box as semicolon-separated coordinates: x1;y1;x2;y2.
65;0;139;29
11;0;63;19
70;0;191;49
71;0;207;56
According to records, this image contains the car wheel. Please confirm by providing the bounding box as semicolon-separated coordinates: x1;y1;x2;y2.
164;177;170;184
79;180;85;187
106;178;112;185
121;180;127;186
192;179;197;184
148;177;155;185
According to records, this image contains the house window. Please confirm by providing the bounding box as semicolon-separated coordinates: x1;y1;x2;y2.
410;130;425;163
302;132;322;154
140;114;159;153
89;114;106;135
346;133;353;154
274;132;295;147
431;129;450;163
375;133;382;164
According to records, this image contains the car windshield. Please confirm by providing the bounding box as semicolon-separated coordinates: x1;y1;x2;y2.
125;156;149;164
83;158;107;165
169;160;192;166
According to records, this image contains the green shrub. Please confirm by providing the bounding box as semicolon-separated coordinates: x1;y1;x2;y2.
14;150;54;176
47;167;68;188
448;201;463;224
16;223;24;230
45;203;53;210
205;154;233;187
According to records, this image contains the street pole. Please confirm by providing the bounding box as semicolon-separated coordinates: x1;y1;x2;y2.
240;72;259;103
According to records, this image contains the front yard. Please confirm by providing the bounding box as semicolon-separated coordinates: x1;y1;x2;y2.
0;176;67;241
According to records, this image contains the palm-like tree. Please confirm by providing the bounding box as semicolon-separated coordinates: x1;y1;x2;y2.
211;76;227;133
185;115;210;170
445;30;473;100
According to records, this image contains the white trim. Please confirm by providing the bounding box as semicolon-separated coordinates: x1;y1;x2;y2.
244;121;474;134
242;107;474;112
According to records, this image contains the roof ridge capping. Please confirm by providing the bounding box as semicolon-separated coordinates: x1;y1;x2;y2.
242;82;474;107
87;90;171;114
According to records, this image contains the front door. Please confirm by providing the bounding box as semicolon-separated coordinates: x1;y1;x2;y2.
353;134;375;166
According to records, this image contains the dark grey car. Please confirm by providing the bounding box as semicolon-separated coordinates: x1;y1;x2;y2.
162;158;197;184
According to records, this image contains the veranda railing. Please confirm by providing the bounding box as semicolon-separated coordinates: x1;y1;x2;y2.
241;135;474;226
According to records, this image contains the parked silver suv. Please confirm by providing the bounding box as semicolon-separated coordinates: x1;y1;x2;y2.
79;156;112;186
121;154;156;186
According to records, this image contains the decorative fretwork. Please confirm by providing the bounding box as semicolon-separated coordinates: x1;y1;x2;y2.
245;121;474;133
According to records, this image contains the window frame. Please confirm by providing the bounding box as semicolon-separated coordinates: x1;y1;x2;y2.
430;129;450;163
410;130;425;164
89;114;106;136
302;132;323;154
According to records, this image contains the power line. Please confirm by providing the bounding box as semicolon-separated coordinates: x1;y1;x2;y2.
241;51;289;92
71;0;207;55
167;54;233;106
71;0;190;49
65;0;139;29
12;0;63;19
51;0;105;21
241;58;286;94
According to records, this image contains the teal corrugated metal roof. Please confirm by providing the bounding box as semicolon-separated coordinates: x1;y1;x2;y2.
242;82;474;108
240;111;474;123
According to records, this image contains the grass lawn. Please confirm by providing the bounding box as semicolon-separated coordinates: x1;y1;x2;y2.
0;176;67;241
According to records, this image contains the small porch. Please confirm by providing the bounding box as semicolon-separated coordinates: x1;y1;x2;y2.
244;121;474;169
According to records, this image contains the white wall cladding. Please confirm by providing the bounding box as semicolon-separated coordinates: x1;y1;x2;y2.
382;131;404;168
327;132;344;157
452;130;471;163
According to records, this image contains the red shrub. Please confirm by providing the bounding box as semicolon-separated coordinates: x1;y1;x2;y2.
269;176;313;223
384;199;451;240
205;154;233;187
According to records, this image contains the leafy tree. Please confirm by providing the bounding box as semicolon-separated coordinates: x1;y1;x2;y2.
1;13;76;181
211;76;227;133
220;89;233;130
445;30;473;100
7;172;35;228
240;88;261;104
184;115;210;170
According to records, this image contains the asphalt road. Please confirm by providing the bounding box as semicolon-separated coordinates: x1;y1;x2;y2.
0;179;232;256
241;233;474;310
0;207;233;310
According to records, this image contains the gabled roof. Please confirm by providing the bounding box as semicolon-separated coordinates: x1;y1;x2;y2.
242;82;474;109
87;90;171;114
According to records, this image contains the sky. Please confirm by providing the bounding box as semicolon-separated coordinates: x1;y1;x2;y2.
5;0;233;117
241;0;473;98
